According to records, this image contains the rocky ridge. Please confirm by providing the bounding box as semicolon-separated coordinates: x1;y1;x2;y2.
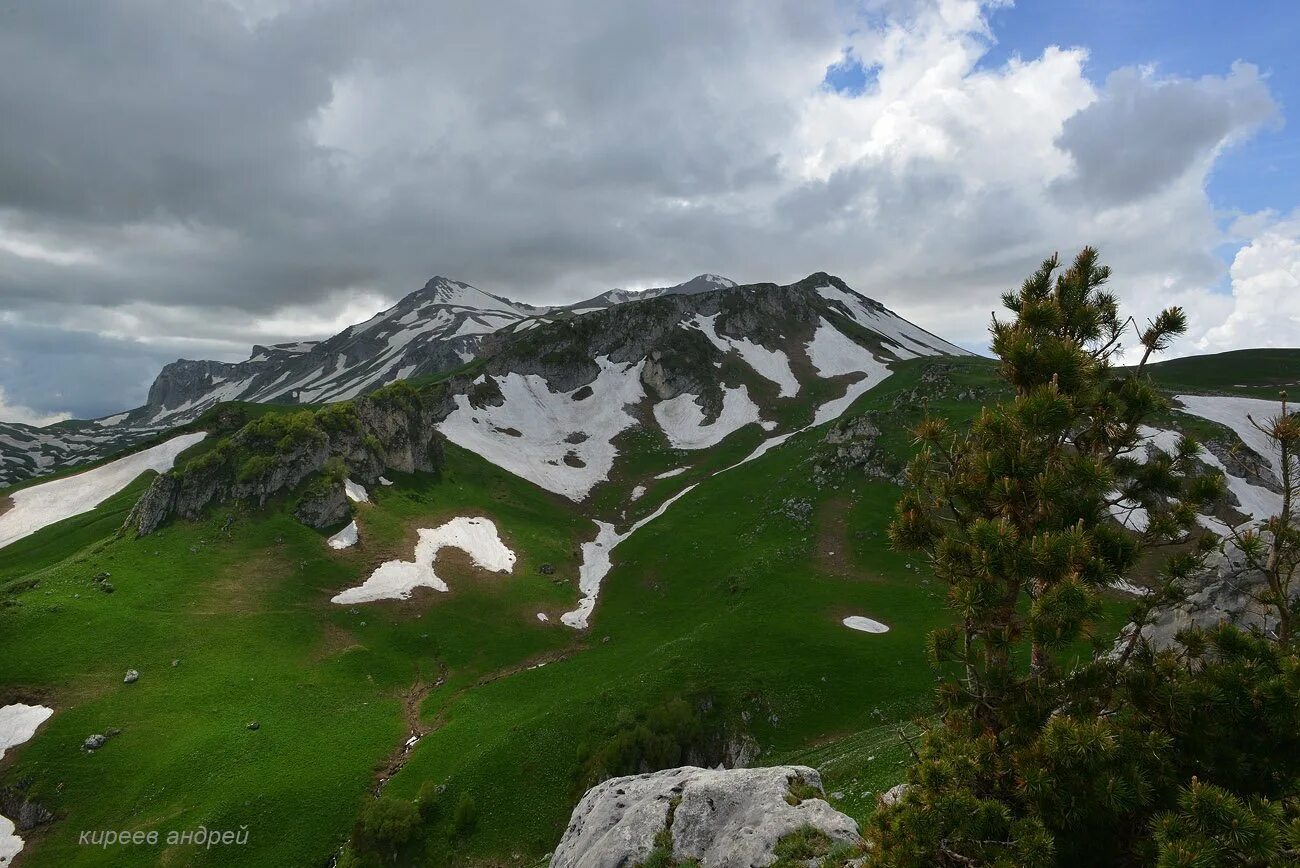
123;385;442;536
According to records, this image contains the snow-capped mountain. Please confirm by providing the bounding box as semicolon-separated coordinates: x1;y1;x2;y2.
431;272;968;502
0;272;964;487
142;277;551;425
561;274;738;312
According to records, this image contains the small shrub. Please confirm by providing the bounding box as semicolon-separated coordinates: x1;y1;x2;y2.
417;780;440;823
237;454;276;483
772;825;833;865
352;796;420;860
452;793;478;836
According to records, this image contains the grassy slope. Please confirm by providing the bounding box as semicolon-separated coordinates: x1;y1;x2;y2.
0;357;1137;867
0;446;588;867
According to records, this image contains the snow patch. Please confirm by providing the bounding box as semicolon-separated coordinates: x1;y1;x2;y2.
1109;579;1150;596
344;478;370;503
328;520;359;550
0;432;207;550
630;485;647;501
331;517;515;604
842;615;890;633
1175;394;1291;479
653;467;687;480
653;386;761;450
1;703;53;868
438;358;646;500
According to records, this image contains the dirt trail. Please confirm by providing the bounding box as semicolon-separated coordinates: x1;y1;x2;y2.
372;646;575;793
815;496;860;580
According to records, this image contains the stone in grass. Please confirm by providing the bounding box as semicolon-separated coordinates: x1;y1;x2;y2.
123;669;139;684
247;721;260;731
99;582;115;594
551;765;860;868
539;563;556;576
82;734;108;751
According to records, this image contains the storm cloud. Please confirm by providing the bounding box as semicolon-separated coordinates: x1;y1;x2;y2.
0;0;1285;419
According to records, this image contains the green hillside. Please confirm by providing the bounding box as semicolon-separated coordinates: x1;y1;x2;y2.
3;346;1276;865
1135;347;1300;399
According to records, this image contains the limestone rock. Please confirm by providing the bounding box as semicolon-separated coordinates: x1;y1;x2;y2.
551;765;860;868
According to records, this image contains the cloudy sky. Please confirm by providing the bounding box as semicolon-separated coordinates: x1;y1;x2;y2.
1;0;1297;423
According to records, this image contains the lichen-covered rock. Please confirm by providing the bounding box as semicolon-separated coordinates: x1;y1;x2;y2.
551;765;860;868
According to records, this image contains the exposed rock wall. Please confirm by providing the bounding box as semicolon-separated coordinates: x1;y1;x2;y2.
123;388;443;536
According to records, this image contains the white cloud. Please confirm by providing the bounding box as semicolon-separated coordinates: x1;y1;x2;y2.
0;386;70;426
1195;211;1300;352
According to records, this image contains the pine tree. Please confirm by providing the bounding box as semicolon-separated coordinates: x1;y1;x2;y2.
870;249;1225;866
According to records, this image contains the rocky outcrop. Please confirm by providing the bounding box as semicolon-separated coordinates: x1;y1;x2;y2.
123;386;443;537
1120;542;1297;651
816;412;899;485
292;480;349;529
0;784;53;832
551;765;861;868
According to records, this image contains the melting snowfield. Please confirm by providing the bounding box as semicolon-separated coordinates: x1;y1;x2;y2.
438;358;646;500
689;314;800;397
842;615;890;633
0;432;206;550
331;516;515;604
1175;394;1291;479
1109;424;1282;533
1;703;53;867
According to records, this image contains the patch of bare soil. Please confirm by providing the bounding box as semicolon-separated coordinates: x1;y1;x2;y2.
815;496;865;580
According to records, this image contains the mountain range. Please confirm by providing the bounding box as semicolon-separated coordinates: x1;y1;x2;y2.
0;272;963;487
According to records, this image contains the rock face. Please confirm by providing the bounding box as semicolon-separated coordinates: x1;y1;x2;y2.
551;765;860;868
292;481;349;529
1121;542;1298;651
123;387;443;537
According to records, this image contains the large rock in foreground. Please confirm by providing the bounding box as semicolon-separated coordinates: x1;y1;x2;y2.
551;765;860;868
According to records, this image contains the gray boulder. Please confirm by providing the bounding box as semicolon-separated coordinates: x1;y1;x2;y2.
551;765;860;868
123;669;139;684
1119;541;1297;652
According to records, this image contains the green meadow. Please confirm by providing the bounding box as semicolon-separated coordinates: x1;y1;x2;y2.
0;358;1141;866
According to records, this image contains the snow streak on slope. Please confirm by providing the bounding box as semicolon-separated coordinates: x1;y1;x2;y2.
438;359;647;500
332;516;515;604
688;314;800;397
0;432;206;550
815;284;970;358
561;482;701;629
